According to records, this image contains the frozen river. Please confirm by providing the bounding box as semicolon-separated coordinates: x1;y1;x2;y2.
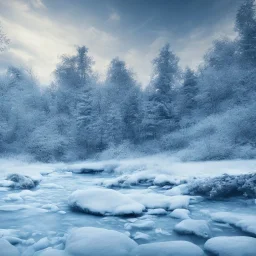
0;157;255;255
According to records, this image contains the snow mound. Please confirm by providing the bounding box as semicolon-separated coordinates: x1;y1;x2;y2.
174;219;211;238
153;175;182;186
65;227;137;256
147;208;167;215
68;188;145;216
129;193;190;210
132;240;204;256
124;220;155;230
204;236;256;256
133;232;150;241
34;248;66;256
170;209;190;219
0;238;19;256
210;212;256;235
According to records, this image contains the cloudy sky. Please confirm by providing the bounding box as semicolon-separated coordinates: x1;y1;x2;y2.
0;0;242;86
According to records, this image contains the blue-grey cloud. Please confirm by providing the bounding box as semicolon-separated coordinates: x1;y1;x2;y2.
0;0;243;86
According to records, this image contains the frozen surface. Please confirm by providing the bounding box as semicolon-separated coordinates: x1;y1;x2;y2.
204;236;256;256
65;227;137;256
68;188;145;216
132;241;204;256
210;212;256;235
0;157;255;254
174;219;211;238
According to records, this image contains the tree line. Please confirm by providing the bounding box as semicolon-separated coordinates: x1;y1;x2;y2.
0;0;256;161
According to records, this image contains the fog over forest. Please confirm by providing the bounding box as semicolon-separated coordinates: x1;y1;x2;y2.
0;0;256;162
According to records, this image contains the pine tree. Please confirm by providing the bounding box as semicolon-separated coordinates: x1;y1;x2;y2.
236;0;256;65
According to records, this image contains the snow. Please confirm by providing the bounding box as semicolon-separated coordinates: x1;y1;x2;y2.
165;184;189;196
132;241;204;256
68;188;145;216
65;227;137;256
170;209;190;219
133;232;150;241
124;220;155;230
204;236;256;256
0;204;31;211
210;212;256;235
129;193;190;210
0;238;20;256
146;208;167;215
174;219;211;238
34;248;66;256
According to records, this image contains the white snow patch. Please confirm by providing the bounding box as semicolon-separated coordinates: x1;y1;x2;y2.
125;220;155;230
68;188;145;216
0;238;19;256
165;184;189;196
65;227;137;256
132;240;204;256
170;209;190;219
146;208;167;215
129;192;190;210
204;236;256;256
210;212;256;235
174;219;211;238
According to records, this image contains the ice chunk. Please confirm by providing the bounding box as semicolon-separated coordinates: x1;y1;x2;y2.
147;208;167;215
129;193;190;210
68;188;145;216
34;248;66;256
0;238;19;256
165;184;189;196
40;183;64;189
210;212;256;235
133;232;150;241
41;204;59;212
125;220;155;230
204;236;256;256
65;227;137;256
174;219;211;238
0;204;31;211
170;209;190;219
132;241;204;256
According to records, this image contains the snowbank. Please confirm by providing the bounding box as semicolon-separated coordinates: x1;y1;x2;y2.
210;212;256;235
0;238;19;256
65;227;137;256
129;193;190;210
68;188;145;216
174;219;211;238
132;241;204;256
204;236;256;256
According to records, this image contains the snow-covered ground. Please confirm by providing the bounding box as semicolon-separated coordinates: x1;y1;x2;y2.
0;156;255;255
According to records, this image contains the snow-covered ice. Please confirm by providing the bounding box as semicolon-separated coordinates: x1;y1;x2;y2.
174;219;211;238
210;211;256;235
65;227;137;256
68;188;145;215
204;236;256;256
132;241;204;256
0;238;20;256
170;209;190;219
0;157;255;254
